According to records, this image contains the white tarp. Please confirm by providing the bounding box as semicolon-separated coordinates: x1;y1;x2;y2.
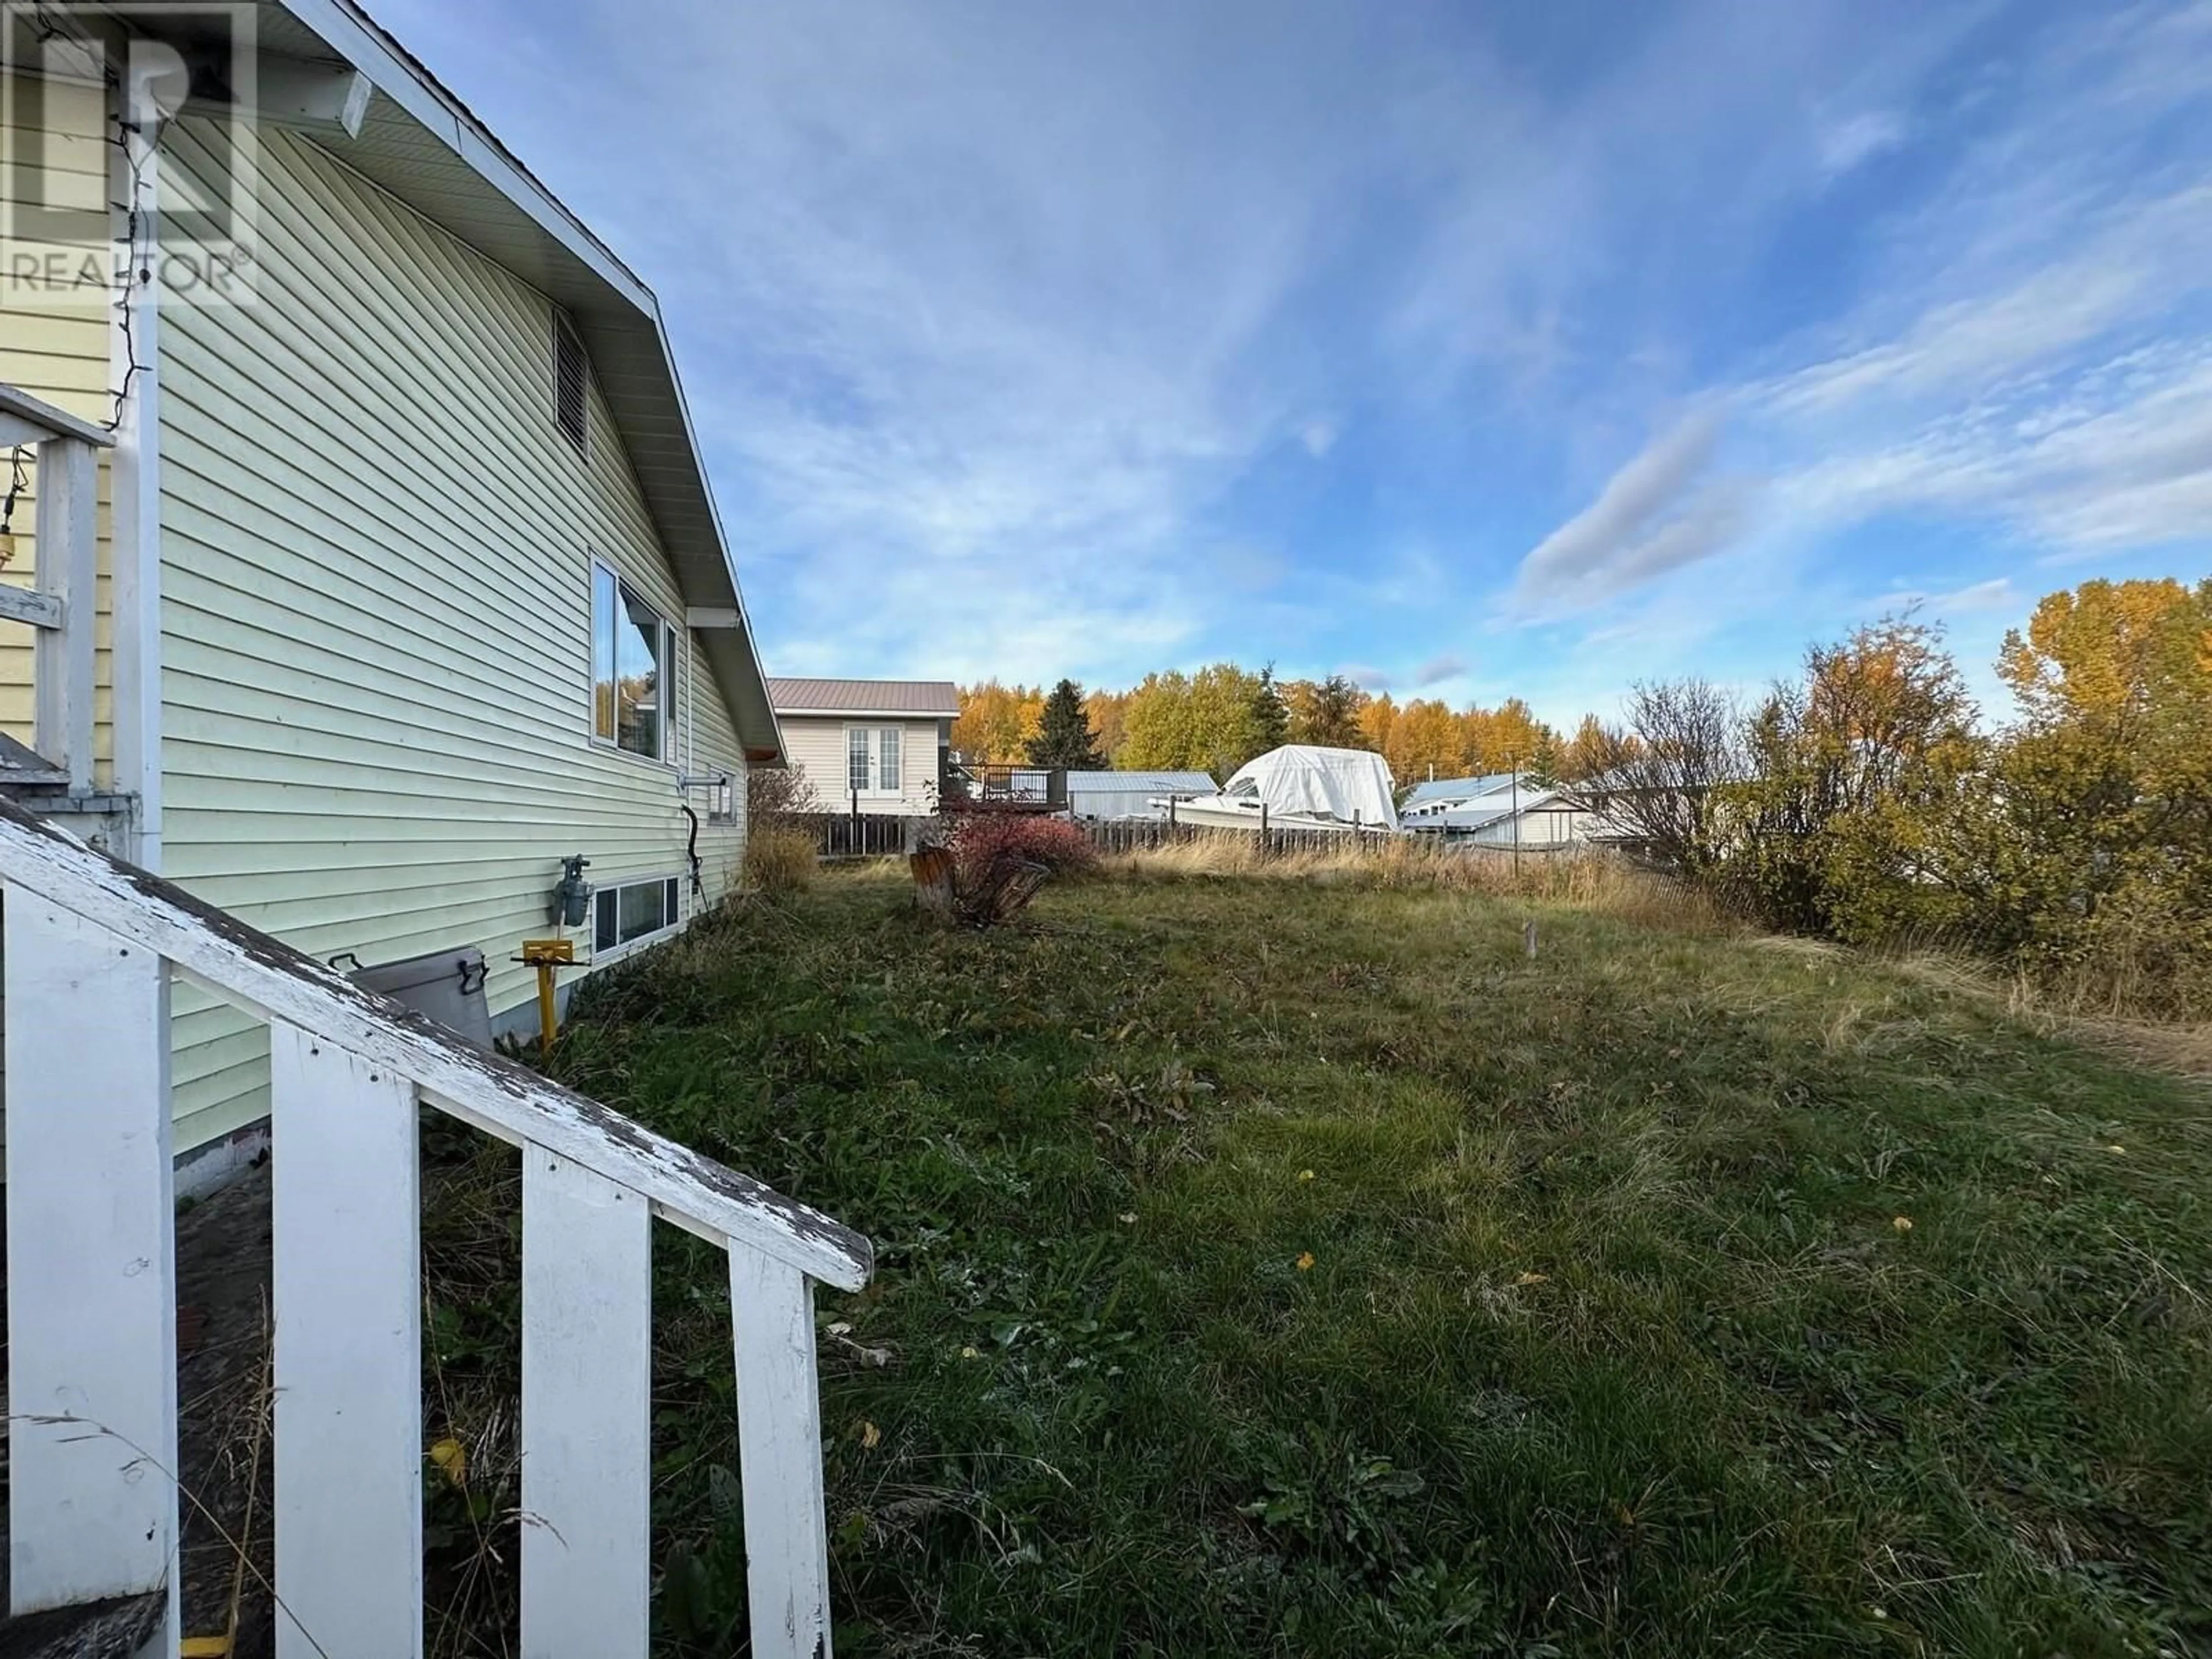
1223;745;1399;831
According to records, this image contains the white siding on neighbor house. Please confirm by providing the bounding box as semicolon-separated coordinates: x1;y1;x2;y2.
154;122;746;1152
0;69;116;781
781;714;942;816
1459;808;1586;850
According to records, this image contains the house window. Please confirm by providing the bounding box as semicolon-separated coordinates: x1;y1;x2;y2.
843;726;903;796
593;875;683;953
705;775;737;824
553;312;589;454
591;560;670;761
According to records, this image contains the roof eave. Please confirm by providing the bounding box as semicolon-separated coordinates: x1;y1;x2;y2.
772;707;961;722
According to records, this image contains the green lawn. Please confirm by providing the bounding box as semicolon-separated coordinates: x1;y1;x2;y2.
435;863;2212;1656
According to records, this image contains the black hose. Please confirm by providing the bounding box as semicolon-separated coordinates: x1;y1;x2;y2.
681;804;703;897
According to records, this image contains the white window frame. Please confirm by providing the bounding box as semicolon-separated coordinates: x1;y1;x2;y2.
589;872;686;963
589;555;675;767
704;773;739;825
841;724;906;800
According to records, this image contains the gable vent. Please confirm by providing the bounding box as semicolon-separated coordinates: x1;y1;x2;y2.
552;312;588;454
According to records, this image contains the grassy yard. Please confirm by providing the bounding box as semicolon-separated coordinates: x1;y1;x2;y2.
428;862;2211;1657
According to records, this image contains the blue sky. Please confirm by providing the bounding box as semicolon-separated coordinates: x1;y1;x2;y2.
373;0;2212;726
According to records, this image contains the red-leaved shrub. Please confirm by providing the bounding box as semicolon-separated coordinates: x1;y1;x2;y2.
945;814;1098;925
949;813;1098;883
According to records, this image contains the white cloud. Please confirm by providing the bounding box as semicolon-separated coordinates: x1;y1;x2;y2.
1512;410;1749;611
1876;575;2019;618
1300;419;1340;458
1928;576;2017;614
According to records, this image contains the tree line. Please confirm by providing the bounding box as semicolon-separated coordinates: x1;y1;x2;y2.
955;666;1611;783
955;575;2210;1017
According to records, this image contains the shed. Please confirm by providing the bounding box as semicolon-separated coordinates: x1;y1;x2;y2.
1065;770;1215;821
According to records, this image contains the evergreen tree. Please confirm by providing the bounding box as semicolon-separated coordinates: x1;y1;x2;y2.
1527;728;1564;787
1247;666;1290;760
1026;677;1107;769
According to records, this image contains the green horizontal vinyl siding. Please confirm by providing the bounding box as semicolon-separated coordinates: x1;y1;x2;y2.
156;123;744;1149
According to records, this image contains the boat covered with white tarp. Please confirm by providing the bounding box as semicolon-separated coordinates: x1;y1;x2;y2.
1158;745;1399;834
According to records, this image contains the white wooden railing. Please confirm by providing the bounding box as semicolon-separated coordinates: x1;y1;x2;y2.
0;794;873;1657
0;384;106;796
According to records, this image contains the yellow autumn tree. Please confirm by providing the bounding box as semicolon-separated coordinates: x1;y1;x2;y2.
953;681;1044;762
1085;687;1131;763
1357;692;1397;759
1385;699;1466;783
1561;713;1612;781
1999;577;2212;725
1120;664;1276;776
1982;577;2212;1007
1460;698;1552;774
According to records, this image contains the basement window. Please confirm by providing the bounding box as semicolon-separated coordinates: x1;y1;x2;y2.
594;876;683;954
552;311;589;454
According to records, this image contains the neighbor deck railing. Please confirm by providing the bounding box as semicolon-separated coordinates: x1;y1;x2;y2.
0;795;872;1658
944;762;1067;812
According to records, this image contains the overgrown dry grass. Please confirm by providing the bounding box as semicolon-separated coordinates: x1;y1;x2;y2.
417;858;2212;1656
742;823;819;895
1104;832;1732;932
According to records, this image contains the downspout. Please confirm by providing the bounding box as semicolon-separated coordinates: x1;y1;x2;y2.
109;60;165;870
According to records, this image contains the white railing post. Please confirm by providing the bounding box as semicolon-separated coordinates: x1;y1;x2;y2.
0;799;873;1653
731;1249;834;1659
521;1147;653;1659
270;1021;424;1659
3;890;179;1643
31;434;97;795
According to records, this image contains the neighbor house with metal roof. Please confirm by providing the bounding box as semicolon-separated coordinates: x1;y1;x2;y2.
769;677;962;816
1399;772;1521;816
0;0;783;1169
1401;775;1590;849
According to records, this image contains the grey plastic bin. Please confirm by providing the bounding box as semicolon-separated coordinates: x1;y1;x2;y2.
348;945;494;1050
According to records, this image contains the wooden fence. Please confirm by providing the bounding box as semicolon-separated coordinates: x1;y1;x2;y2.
1081;819;1396;859
795;810;916;859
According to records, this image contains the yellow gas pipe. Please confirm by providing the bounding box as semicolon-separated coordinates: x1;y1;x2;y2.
516;937;575;1050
